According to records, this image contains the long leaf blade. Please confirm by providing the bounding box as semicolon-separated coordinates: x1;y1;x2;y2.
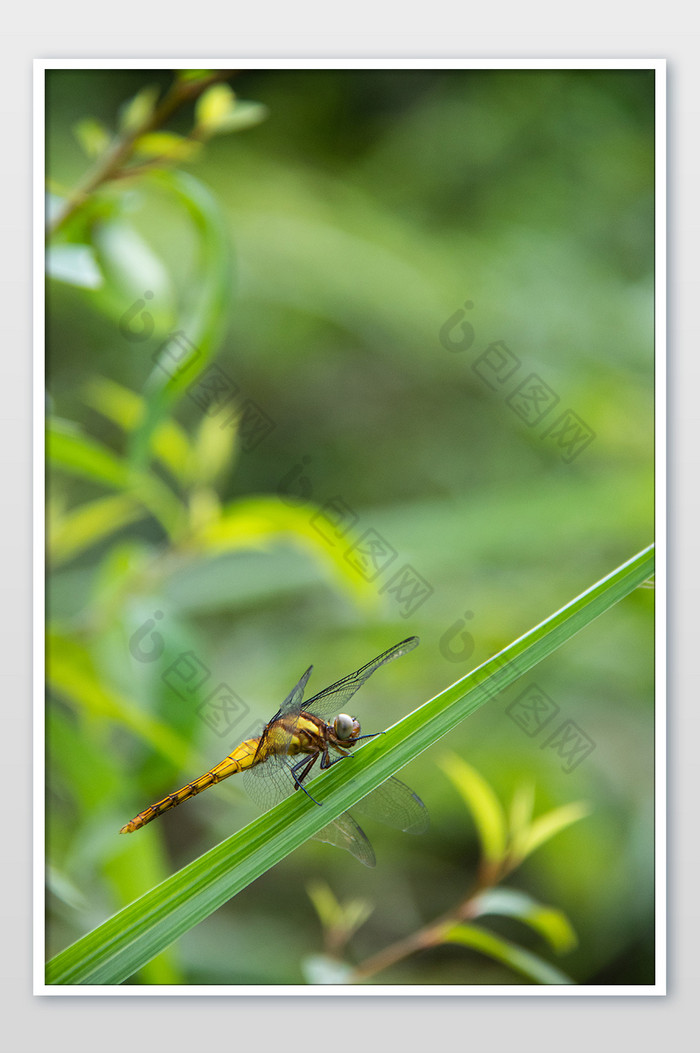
45;544;653;986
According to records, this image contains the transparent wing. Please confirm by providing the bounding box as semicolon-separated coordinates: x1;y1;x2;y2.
269;665;313;725
302;637;419;722
352;776;429;834
313;813;376;868
255;665;314;764
241;754;299;813
242;753;377;866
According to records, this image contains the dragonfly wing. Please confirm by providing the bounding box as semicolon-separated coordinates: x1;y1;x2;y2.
313;813;376;868
303;637;419;722
243;756;377;868
241;755;297;813
254;665;314;765
272;665;313;722
351;776;429;835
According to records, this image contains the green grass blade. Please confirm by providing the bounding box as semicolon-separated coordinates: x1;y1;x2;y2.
45;544;653;985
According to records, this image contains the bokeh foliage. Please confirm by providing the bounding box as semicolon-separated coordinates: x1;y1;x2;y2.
45;67;655;985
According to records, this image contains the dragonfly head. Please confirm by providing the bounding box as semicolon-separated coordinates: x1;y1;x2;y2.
333;712;361;743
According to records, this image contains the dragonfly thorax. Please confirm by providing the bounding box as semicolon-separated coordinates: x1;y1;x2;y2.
333;712;360;741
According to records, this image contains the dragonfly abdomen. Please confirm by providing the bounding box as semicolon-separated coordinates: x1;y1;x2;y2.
119;736;261;833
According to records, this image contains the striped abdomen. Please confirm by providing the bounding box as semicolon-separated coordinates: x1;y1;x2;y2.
119;735;260;833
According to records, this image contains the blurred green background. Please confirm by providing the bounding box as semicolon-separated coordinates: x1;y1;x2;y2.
45;67;655;985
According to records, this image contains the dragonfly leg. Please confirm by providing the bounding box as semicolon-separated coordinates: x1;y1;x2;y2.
320;751;352;770
289;754;323;804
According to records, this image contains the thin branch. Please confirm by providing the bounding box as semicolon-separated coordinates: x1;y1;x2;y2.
349;876;486;982
47;70;237;238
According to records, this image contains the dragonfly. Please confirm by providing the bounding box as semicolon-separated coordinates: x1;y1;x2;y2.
120;636;428;866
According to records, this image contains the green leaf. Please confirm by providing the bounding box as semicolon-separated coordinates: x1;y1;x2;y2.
73;118;111;159
210;101;268;134
46;866;88;913
47;418;131;490
177;69;214;83
440;923;574;984
83;378;192;484
49;493;146;565
119;85;160;134
515;801;592;864
47;419;185;538
45;544;653;985
306;880;373;942
507;780;535;863
301;955;354;985
190;496;382;609
195;83;236;131
439;755;507;867
102;831;184;984
45;244;103;289
47;634;193;769
129;170;233;468
133;131;201;162
91;219;175;325
470;888;577;954
186;410;238;488
195;85;268;136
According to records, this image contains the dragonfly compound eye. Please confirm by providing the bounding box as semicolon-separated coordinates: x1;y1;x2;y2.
334;713;359;740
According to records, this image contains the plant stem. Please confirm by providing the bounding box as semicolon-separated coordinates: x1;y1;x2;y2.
47;70;236;238
350;877;486;982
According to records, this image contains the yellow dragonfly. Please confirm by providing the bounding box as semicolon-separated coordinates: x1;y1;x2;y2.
120;636;427;866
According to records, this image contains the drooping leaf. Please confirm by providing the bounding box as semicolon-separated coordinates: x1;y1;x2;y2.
439;754;507;867
47;418;131;490
507;780;535;864
46;244;104;289
47;633;193;769
470;888;577;954
83;377;192;484
47;418;185;537
49;492;146;565
190;496;382;609
440;922;574;984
